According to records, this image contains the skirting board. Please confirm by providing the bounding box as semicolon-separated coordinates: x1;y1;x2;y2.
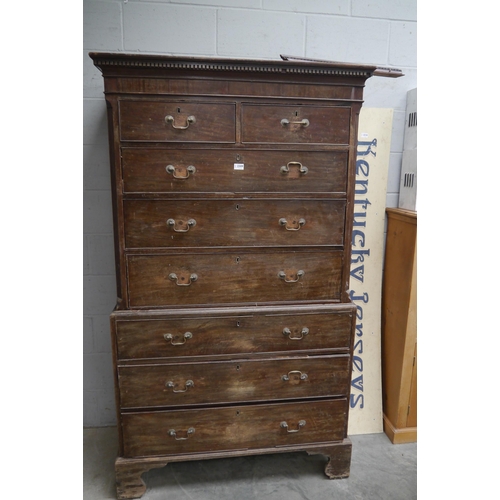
383;414;417;444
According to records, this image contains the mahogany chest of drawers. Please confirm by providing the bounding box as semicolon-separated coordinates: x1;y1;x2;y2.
90;52;382;499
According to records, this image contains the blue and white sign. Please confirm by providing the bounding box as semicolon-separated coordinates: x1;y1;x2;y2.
348;108;393;435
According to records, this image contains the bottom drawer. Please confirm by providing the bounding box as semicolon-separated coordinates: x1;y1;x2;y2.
121;398;347;458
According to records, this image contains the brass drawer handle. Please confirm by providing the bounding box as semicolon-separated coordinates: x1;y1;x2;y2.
278;270;304;283
283;327;309;340
280;161;308;175
282;370;308;382
166;165;196;179
169;273;198;286
281;118;309;127
164;332;193;345
168;427;195;440
279;218;306;231
280;420;306;433
166;379;194;393
165;115;196;130
167;218;196;232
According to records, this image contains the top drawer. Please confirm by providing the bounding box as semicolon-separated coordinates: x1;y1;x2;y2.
241;104;350;144
119;101;236;143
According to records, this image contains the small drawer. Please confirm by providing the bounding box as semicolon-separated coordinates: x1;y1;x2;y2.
121;148;349;194
121;398;347;457
241;104;350;144
118;355;351;409
119;101;236;142
114;306;355;360
126;250;343;308
123;199;346;249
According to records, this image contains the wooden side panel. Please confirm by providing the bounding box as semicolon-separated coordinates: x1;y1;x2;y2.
105;96;127;306
382;208;417;431
407;342;417;428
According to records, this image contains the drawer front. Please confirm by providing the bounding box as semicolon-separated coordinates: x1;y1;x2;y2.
118;355;350;409
121;398;347;457
121;148;348;194
119;101;236;142
241;104;350;144
126;251;343;307
115;309;354;360
123;199;346;249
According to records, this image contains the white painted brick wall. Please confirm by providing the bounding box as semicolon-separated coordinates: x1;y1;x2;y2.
83;0;417;427
264;0;349;16
218;9;305;57
351;0;416;21
306;15;390;64
123;3;218;54
83;1;122;51
389;21;417;66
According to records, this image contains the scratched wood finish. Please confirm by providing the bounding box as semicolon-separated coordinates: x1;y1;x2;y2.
241;104;351;144
123;199;346;248
114;307;355;360
119;101;236;142
121;148;349;194
121;399;347;458
126;251;343;308
118;355;350;408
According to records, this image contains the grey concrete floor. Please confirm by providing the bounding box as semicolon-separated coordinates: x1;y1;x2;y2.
84;427;416;500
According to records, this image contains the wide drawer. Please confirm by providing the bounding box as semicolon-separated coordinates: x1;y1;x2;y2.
118;355;350;409
114;307;355;360
126;250;343;307
123;199;346;249
119;101;236;142
241;104;350;144
121;398;347;457
121;148;348;194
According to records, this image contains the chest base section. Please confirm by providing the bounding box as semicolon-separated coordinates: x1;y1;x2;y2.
111;304;355;499
115;438;352;500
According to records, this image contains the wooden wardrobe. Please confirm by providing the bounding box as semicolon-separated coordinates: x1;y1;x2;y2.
382;208;417;443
